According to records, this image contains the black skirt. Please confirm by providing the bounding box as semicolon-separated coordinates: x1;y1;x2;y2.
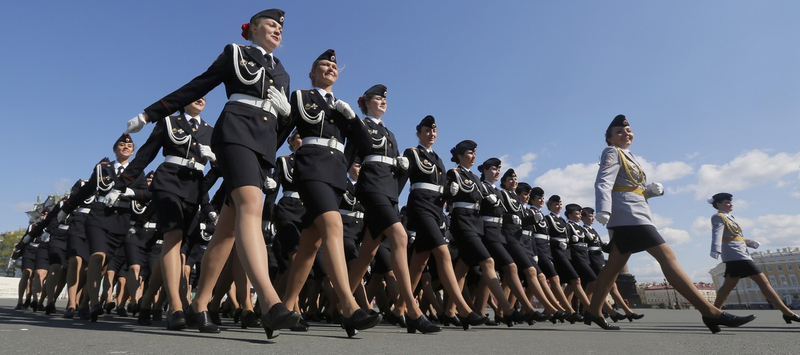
724;259;761;278
361;193;401;239
608;225;665;254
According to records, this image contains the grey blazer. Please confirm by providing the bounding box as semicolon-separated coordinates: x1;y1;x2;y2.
710;212;752;262
594;147;657;227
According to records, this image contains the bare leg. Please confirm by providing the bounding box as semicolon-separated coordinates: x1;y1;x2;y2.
713;276;740;309
161;229;184;314
86;252;107;307
750;273;794;315
190;204;236;313
647;244;720;317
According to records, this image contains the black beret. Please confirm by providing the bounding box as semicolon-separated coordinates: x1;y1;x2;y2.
251;8;285;26
113;133;133;150
581;207;595;215
547;195;561;205
502;168;516;181
531;187;545;197
363;84;387;98
565;203;582;215
316;49;336;63
708;192;733;206
450;140;477;163
477;158;501;173
416;115;436;132
606;114;629;133
516;182;532;194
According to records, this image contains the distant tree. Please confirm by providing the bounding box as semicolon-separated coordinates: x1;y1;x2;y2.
0;229;27;275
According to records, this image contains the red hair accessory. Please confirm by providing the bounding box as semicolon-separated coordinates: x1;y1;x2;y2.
240;23;251;40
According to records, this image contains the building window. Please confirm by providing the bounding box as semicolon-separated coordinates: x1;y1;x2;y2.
767;265;773;272
780;275;788;287
769;276;777;287
789;264;794;271
790;275;798;287
778;264;783;271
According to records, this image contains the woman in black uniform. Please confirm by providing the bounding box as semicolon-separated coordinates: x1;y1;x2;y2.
545;196;591;322
402;116;488;330
44;199;70;315
62;179;93;318
123;170;155;318
344;85;440;334
280;50;381;337
126;9;299;338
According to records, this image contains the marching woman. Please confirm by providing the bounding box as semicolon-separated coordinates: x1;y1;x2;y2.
126;9;299;338
345;85;440;334
545;197;591;321
61;179;94;319
280;50;382;337
111;97;216;331
498;170;561;319
44;199;70;315
586;114;755;333
123;170;155;318
402;116;488;330
474;158;548;325
445;140;527;327
708;193;800;324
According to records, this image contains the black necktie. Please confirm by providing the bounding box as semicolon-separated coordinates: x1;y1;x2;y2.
265;54;274;69
189;118;198;131
325;93;334;106
117;166;124;176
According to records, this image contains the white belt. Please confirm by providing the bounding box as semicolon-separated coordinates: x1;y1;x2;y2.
283;191;300;199
521;230;532;236
155;239;163;245
363;155;395;166
77;207;91;214
58;224;70;230
96;196;130;209
573;242;588;248
552;237;567;243
144;222;157;229
164;155;205;171
302;137;344;153
200;245;208;250
481;216;502;224
453;202;479;210
229;93;278;117
339;209;364;219
411;182;443;194
589;246;602;251
534;233;549;240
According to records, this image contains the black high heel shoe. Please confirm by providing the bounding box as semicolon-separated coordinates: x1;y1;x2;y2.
166;311;187;330
456;312;488;330
232;307;242;324
30;297;38;313
104;301;116;314
116;306;128;317
525;311;552;325
548;310;565;324
584;312;620;330
63;307;75;319
78;306;91;320
609;312;625;323
208;310;222;326
261;303;301;340
290;318;309;332
138;309;152;326
702;312;756;334
406;314;441;334
564;311;583;324
783;313;800;324
385;310;407;328
240;310;262;329
626;313;644;322
151;308;163;321
14;303;23;311
502;310;526;327
89;304;104;322
440;313;462;327
194;310;221;333
341;309;382;338
45;301;56;315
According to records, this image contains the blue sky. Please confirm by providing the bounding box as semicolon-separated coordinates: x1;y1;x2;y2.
2;1;800;283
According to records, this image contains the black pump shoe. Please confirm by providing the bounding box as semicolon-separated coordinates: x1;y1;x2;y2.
45;301;56;315
341;309;382;338
385;310;407;328
78;306;91;320
406;314;441;334
209;310;222;326
783;313;800;324
564;311;583;324
241;310;262;329
261;303;301;339
626;312;644;322
457;312;488;330
104;301;116;314
584;312;620;330
138;309;152;326
63;307;75;319
502;310;526;327
116;306;128;317
549;310;565;324
290;318;309;332
702;312;756;334
89;304;104;322
166;311;187;330
440;313;462;327
195;310;221;333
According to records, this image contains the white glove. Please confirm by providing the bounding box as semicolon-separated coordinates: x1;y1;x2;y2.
22;234;32;244
105;189;122;208
444;229;453;242
128;227;137;237
534;212;543;223
268;86;291;117
571;235;579;242
485;194;499;206
395;156;409;171
57;210;68;223
262;221;274;235
264;177;278;191
710;251;720;259
558;241;568;250
199;144;216;163
745;240;761;249
646;182;664;197
123;188;135;197
333;100;356;120
126;113;147;134
40;232;50;243
596;211;611;225
533;255;539;263
449;182;459;196
208;211;218;221
512;215;522;225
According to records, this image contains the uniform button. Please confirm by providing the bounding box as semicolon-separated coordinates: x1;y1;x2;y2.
329;120;334;123
269;79;274;84
330;151;334;155
192;142;197;146
263;117;269;121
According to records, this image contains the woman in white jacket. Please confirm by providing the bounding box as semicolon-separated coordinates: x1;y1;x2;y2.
708;192;799;324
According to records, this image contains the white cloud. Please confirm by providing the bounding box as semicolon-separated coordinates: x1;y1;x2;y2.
684;150;800;199
658;227;692;245
53;178;72;193
500;153;537;180
748;214;800;247
651;213;674;228
690;216;709;236
533;162;597;208
639;159;694;182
